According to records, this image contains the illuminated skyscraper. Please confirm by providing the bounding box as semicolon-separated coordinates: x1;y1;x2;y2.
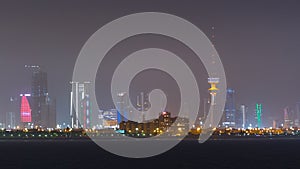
117;92;129;123
136;92;150;122
70;81;91;128
223;88;236;127
239;104;247;128
283;106;291;128
255;103;262;128
25;65;56;128
20;94;32;127
207;78;219;127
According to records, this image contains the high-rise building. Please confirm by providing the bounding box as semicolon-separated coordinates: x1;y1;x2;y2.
136;92;150;122
25;65;56;128
41;94;56;128
201;98;210;123
94;109;104;129
255;103;262;128
6;112;16;129
6;97;19;128
239;104;247;128
222;88;236;127
294;102;300;127
70;81;91;128
272;120;278;128
117;92;129;123
208;78;219;127
20;94;32;127
283;106;291;128
159;111;172;130
31;69;48;127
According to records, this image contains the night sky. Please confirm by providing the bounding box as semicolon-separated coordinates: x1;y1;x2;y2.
0;0;300;127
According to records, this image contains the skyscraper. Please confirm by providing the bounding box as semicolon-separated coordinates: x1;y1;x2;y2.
6;96;18;128
222;88;236;127
117;92;129;123
283;106;291;128
31;69;48;127
70;81;91;128
6;112;16;129
239;104;247;128
208;78;219;127
25;65;56;128
255;103;262;128
202;98;210;122
136;92;150;122
294;102;300;127
20;94;32;127
41;94;56;129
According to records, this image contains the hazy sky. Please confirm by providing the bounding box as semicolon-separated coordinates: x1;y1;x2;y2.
0;0;300;126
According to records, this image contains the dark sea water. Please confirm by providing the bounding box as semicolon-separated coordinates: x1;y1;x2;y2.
1;138;300;169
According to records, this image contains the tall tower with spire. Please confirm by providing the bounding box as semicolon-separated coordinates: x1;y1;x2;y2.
208;78;219;127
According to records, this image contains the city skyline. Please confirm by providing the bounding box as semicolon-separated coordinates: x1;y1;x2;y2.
0;1;300;127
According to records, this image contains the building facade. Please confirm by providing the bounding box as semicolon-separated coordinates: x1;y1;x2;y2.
70;81;91;128
222;88;236;127
20;94;32;128
31;70;48;127
41;95;56;128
